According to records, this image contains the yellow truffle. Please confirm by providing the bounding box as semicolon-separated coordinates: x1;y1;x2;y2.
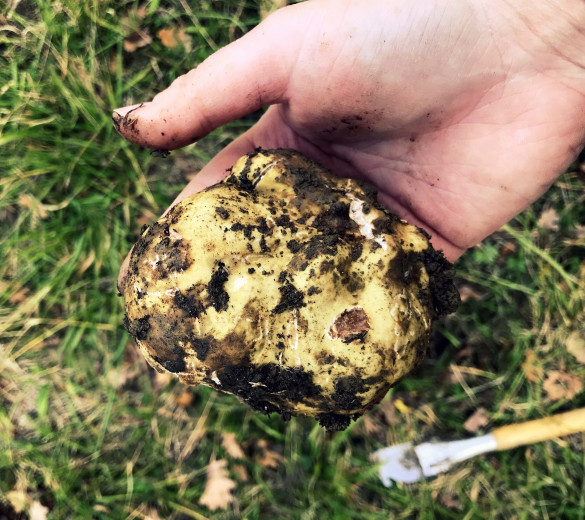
123;149;459;430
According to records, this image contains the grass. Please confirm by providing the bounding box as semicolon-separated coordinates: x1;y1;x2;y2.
1;1;584;518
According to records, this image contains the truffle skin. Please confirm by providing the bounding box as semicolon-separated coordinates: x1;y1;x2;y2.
123;148;459;431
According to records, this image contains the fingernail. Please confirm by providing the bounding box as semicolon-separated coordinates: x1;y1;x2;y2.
112;103;150;131
113;103;145;117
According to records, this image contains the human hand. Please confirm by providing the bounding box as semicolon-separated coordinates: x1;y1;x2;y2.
115;0;585;290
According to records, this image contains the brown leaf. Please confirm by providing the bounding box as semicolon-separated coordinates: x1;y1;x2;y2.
199;459;236;511
157;27;191;51
543;370;583;401
221;432;245;459
499;240;517;256
463;407;490;432
566;331;585;364
537;208;560;231
522;350;544;383
124;30;152;53
256;439;284;469
136;4;148;19
174;389;193;408
438;492;461;510
9;287;30;305
231;464;249;482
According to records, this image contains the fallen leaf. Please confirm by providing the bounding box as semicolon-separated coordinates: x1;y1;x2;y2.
499;240;517;256
9;287;30;305
537;208;560;231
174;389;193;408
221;432;245;459
438;492;461;510
566;331;585;364
29;501;49;520
231;464;249;482
522;350;544;383
157;27;191;51
199;459;236;511
124;30;152;52
136;4;148;19
543;370;583;401
464;407;490;432
255;439;284;469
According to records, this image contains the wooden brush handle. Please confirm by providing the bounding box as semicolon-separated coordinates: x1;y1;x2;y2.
493;408;585;451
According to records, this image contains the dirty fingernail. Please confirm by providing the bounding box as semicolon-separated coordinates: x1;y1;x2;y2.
113;103;145;117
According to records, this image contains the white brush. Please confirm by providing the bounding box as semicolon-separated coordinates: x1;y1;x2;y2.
373;407;585;486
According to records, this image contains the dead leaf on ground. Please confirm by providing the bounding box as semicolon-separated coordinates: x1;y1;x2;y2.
29;501;49;520
221;432;245;459
157;27;192;51
522;350;544;383
255;439;284;469
123;30;152;53
198;459;237;511
121;5;152;52
543;370;583;401
566;331;585;364
174;389;193;408
537;208;560;231
231;464;249;482
136;4;148;19
464;407;490;432
436;491;461;510
9;287;30;305
499;240;517;256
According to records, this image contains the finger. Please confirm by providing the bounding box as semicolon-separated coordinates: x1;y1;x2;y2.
117;130;258;293
112;6;300;150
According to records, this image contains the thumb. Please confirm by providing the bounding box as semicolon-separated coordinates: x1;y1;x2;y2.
112;7;299;150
